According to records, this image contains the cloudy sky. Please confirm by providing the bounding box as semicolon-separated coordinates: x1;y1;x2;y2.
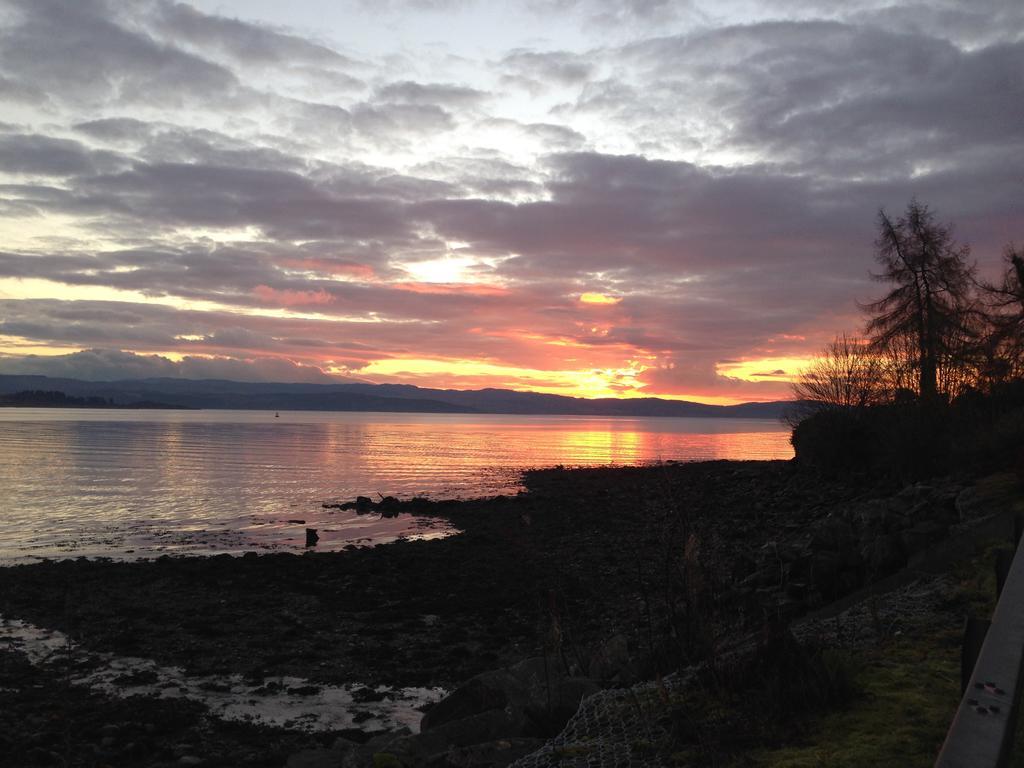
0;0;1021;403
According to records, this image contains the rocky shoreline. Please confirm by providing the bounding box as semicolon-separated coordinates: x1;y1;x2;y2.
0;459;1018;767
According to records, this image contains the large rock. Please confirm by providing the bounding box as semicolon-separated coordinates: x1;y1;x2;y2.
442;737;547;768
387;732;545;768
392;696;536;764
849;500;887;539
890;483;933;513
756;590;806;621
430;708;531;749
508;656;599;735
338;731;411;768
809;550;842;599
421;670;528;732
587;633;638;685
955;486;984;521
285;735;375;768
900;520;949;556
416;656;600;760
286;749;339;768
809;516;856;553
759;539;806;565
861;534;905;580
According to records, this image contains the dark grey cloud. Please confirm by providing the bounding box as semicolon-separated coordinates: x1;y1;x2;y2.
522;122;586;149
279;96;459;149
134;126;306;172
355;0;473;10
501;50;594;87
0;347;340;383
74;117;157;143
0;134;126;176
0;72;46;104
411;154;542;198
153;1;360;69
376;81;489;107
850;0;1024;47
610;20;1024;177
285;65;365;95
528;0;697;27
351;102;456;137
0;0;240;108
417;152;868;278
36;161;412;241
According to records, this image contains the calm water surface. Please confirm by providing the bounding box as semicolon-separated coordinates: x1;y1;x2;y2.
0;409;792;561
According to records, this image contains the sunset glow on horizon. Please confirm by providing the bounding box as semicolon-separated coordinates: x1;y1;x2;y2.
0;0;1020;404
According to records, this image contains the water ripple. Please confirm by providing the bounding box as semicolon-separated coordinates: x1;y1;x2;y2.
0;409;792;561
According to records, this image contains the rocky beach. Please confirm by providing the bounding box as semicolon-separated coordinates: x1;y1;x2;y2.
1;459;1021;767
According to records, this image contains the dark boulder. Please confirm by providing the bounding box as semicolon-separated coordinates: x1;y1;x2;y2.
809;550;842;600
586;633;639;686
861;534;906;580
421;670;527;732
809;516;856;553
377;496;402;518
900;520;949;557
441;737;547;768
507;656;599;735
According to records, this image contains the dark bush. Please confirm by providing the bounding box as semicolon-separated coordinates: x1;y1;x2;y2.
791;382;1024;482
791;402;950;481
790;408;874;476
711;627;858;726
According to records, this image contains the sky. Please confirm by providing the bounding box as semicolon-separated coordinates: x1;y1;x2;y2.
0;0;1021;404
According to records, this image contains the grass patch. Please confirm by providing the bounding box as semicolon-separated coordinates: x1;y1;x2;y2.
745;545;1008;768
746;637;959;767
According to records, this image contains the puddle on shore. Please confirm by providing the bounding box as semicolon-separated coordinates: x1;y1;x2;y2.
0;616;444;734
2;510;457;565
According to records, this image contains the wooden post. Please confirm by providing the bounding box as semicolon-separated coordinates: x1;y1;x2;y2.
961;617;991;695
995;549;1014;598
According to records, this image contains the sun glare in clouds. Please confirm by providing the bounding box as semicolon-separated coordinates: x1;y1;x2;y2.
402;255;481;284
716;357;812;383
579;293;621;305
350;357;763;404
357;357;651;399
0;336;82;356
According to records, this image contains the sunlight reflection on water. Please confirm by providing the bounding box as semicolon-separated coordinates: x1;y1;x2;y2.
0;409;792;561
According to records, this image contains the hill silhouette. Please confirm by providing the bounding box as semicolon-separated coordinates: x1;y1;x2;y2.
0;375;794;418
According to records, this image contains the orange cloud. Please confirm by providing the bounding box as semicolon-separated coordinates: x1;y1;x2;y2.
391;282;509;296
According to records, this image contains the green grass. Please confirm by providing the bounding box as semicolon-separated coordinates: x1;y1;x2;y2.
741;543;1013;768
746;636;960;767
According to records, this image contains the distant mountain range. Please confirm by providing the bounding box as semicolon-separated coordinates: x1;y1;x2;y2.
0;374;796;419
0;389;186;409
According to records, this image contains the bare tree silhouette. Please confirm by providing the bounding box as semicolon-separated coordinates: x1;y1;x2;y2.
791;333;883;417
862;200;976;401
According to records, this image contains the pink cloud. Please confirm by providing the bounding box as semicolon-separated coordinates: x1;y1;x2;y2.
279;258;376;278
253;285;334;307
